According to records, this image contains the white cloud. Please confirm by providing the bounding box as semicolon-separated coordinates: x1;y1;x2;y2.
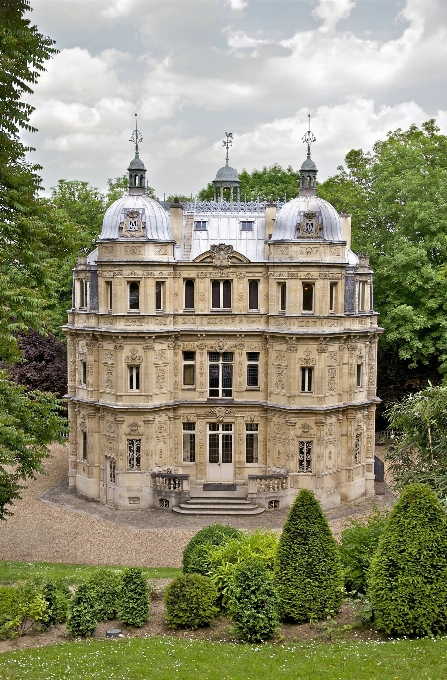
226;0;248;10
101;0;136;19
312;0;356;31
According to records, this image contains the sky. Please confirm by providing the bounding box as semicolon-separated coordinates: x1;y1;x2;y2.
24;0;447;198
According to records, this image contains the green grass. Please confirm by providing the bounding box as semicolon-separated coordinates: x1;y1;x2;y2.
1;636;447;679
0;561;181;585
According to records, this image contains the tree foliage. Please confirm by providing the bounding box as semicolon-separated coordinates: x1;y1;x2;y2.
118;568;150;628
368;484;447;637
386;383;447;499
198;164;299;202
275;489;344;623
66;582;97;638
340;506;388;594
229;557;279;642
164;574;218;630
318;120;447;370
182;525;242;573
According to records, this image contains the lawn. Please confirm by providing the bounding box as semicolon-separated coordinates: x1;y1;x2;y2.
1;635;447;680
0;560;181;585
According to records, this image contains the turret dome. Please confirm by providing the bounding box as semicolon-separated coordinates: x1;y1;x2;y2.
272;195;344;242
100;193;173;241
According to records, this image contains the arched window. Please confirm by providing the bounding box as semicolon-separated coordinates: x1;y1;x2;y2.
184;280;195;309
211;280;232;309
248;280;259;310
128;281;140;310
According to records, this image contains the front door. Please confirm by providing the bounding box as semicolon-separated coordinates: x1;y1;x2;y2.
206;422;234;483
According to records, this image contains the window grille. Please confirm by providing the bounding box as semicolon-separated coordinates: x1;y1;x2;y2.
355;433;361;464
82;431;87;462
209;352;233;398
246;352;260;387
128;439;141;470
298;441;312;472
208;423;233;464
109;459;116;484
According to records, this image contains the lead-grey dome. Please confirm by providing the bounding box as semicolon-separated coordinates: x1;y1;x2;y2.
100;193;173;241
215;165;239;181
128;156;146;170
272;195;344;242
300;157;317;171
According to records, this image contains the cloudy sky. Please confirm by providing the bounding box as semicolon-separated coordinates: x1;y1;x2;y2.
25;0;447;197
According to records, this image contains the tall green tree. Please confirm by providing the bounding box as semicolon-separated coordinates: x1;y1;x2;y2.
198;163;299;202
318;121;447;371
0;0;67;519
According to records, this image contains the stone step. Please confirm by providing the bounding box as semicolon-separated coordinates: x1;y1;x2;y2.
187;497;252;505
172;496;264;515
173;505;265;515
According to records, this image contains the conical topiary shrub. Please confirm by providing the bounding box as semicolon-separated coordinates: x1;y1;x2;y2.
368;483;447;637
275;489;344;623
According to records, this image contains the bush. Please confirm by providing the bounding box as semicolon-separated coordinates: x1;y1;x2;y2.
229;558;279;642
368;483;447;636
86;568;121;621
182;525;242;574
0;582;48;639
164;574;218;630
66;582;98;637
42;580;70;626
340;507;388;594
118;568;150;627
208;530;278;609
275;489;344;623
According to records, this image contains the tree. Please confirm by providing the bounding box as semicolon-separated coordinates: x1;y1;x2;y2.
198;164;300;202
66;582;97;637
385;383;447;500
229;557;279;642
368;484;447;636
118;568;150;627
275;489;344;623
0;0;68;519
318;121;447;372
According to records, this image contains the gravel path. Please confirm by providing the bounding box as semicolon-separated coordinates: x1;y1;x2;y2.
0;443;395;567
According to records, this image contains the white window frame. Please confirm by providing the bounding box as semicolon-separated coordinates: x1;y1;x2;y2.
128;365;140;392
155;281;165;312
194;220;207;231
246;352;260;388
245;423;259;464
79;279;88;309
80;361;87;386
300;367;313;393
240;221;254;231
182;423;196;463
356;363;362;388
105;281;113;311
358;281;367;312
329;282;337;313
208;352;234;398
211;280;232;310
182;352;195;387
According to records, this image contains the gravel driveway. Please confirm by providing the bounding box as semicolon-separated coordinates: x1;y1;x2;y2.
0;443;394;568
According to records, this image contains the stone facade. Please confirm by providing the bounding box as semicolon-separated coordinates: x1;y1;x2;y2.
65;144;382;511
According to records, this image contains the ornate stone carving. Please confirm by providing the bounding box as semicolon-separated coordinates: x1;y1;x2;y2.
126;421;142;435
210;243;234;268
298;350;316;366
296;212;323;238
274;367;286;392
207;407;233;421
125;347;143;364
317;338;328;353
327;368;337;392
155;366;166;390
120;210;145;237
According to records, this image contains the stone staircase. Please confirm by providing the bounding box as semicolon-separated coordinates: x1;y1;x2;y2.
172;496;265;515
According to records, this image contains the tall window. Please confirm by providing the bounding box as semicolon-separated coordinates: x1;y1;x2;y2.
355;433;361;464
298;441;312;472
208;423;233;463
182;352;195;386
80;361;87;386
128;366;140;391
209;352;233;398
128;281;139;310
240;221;254;231
248;280;259;310
194;221;207;231
329;282;337;313
302;283;314;312
109;459;116;484
184;280;195;309
356;364;362;388
211;280;232;309
279;283;286;312
79;279;88;309
245;423;259;463
301;367;313;392
82;431;87;462
127;439;141;470
182;423;196;462
105;281;113;311
358;281;367;312
155;281;164;311
246;352;260;387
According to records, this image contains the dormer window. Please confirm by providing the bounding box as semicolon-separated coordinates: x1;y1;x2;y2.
195;221;207;231
240;221;254;231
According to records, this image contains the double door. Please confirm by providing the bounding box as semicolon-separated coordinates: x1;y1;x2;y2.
206;422;234;483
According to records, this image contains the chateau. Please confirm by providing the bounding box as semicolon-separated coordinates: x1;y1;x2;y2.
65;123;381;513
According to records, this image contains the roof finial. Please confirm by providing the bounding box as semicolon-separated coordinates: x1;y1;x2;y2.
130;113;143;158
222;132;233;166
302;113;316;159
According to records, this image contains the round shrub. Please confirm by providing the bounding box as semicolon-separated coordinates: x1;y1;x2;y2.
86;568;121;621
66;583;97;637
118;568;150;628
340;506;388;594
368;483;447;637
164;573;218;630
183;525;242;573
275;489;344;623
0;582;48;639
229;557;279;642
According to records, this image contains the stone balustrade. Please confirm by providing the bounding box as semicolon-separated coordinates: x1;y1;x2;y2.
151;473;190;492
247;474;288;494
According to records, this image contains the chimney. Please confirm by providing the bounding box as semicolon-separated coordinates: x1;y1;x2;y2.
170;197;184;245
339;211;351;249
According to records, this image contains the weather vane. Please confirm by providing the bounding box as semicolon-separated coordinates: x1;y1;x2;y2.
222;132;233;165
130;113;143;157
302;113;316;158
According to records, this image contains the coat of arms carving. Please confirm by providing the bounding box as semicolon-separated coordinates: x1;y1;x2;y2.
120;210;145;237
296;212;323;239
210;243;233;268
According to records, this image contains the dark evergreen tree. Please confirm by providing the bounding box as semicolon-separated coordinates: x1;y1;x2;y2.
66;583;97;637
118;568;150;627
229;557;279;642
275;489;344;623
368;483;447;637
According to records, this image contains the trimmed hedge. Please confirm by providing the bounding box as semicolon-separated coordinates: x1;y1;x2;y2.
229;557;279;642
0;582;48;639
182;525;242;574
42;580;70;626
164;574;218;630
66;583;97;637
368;483;447;637
340;507;388;594
86;568;121;621
275;489;344;623
118;568;150;628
